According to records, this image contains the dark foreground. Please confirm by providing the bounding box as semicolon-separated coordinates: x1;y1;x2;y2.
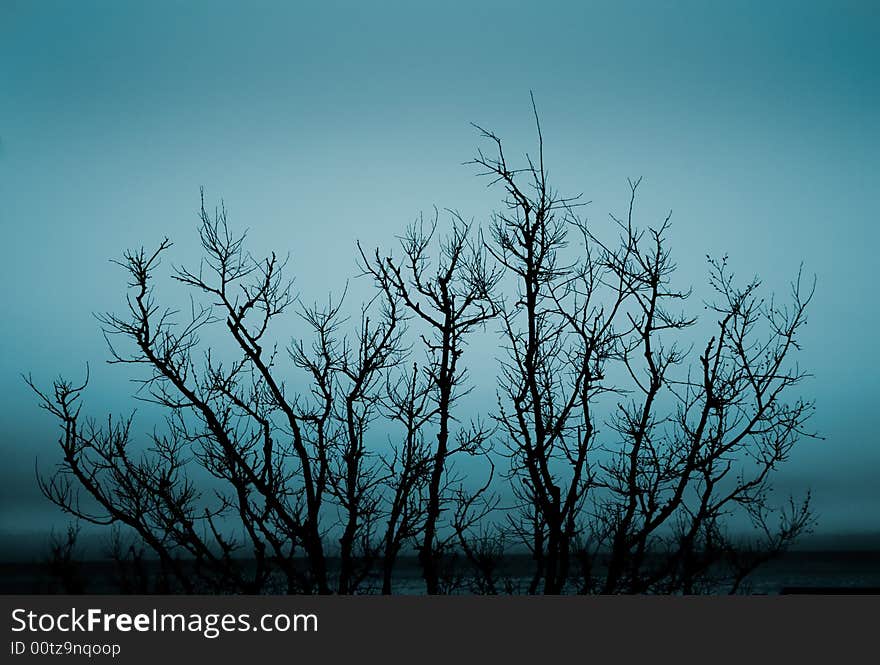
2;551;880;594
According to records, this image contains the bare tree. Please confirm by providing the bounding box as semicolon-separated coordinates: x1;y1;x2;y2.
28;105;816;595
293;296;405;593
591;253;815;594
32;194;337;593
360;212;501;594
471;99;816;594
28;191;452;595
470;100;632;593
377;362;433;594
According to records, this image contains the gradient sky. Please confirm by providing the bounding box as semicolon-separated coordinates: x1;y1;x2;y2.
1;0;878;556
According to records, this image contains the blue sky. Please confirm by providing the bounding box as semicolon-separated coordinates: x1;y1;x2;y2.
1;0;878;552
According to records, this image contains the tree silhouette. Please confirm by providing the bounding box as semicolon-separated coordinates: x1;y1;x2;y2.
359;213;501;594
471;99;815;593
28;105;815;594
